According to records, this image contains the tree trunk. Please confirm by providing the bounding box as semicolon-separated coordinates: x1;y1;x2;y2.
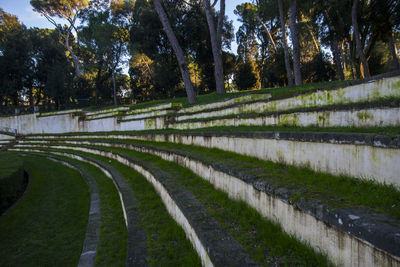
95;59;104;105
352;0;370;78
255;15;276;51
389;31;400;70
323;10;345;80
203;0;225;94
331;39;345;80
289;0;302;85
113;72;117;106
152;0;197;103
64;33;82;78
278;0;293;87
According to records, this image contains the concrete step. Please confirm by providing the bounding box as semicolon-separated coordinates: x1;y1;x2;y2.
13;140;400;267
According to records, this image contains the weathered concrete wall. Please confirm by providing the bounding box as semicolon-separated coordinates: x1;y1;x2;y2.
176;76;400;121
0;134;14;140
177;93;271;114
39;108;82;117
0;113;80;134
43;132;398;187
171;107;400;129
125;102;181;115
0;109;171;134
120;109;173;121
85;106;129;116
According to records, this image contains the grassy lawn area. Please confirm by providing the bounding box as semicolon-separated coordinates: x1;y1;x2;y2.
0;152;22;180
0;152;25;214
0;156;90;266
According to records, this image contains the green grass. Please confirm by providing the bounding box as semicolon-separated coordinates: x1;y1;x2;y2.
165;125;400;135
115;139;400;220
0;152;26;213
32;124;400;137
0;151;22;179
54;156;127;267
83;145;331;266
0;156;90;266
53;149;202;266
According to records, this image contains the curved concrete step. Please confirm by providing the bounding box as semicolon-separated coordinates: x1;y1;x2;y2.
15;140;400;266
24;131;400;187
175;74;400;122
171;104;400;130
13;146;258;267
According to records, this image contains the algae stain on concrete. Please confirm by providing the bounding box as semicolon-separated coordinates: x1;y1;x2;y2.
356;111;374;122
317;112;331;127
278;114;299;126
145;118;155;129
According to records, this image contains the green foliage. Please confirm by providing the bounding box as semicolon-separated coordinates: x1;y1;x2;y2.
129;0;234;102
1;0;399;108
30;0;88;19
235;59;261;91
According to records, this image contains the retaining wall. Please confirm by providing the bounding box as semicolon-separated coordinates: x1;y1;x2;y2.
171;107;400;129
29;132;399;187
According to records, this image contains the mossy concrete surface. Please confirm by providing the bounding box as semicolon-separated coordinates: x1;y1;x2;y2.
175;76;400;122
170;107;400;130
177;93;271;114
23;131;399;187
1;75;399;134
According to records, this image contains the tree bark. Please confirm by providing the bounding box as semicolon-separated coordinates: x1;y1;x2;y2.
255;15;276;51
64;32;82;77
289;0;302;85
203;0;225;94
112;72;117;106
352;0;370;78
153;0;197;103
389;31;400;70
278;0;293;87
331;39;345;80
323;10;345;80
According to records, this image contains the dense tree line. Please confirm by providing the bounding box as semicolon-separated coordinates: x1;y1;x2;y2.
0;0;399;111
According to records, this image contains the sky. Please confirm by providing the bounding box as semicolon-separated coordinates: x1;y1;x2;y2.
0;0;247;54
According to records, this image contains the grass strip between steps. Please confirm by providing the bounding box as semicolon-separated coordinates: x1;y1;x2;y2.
50;148;202;266
0;155;89;266
50;155;127;267
65;144;332;266
31;125;400;137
